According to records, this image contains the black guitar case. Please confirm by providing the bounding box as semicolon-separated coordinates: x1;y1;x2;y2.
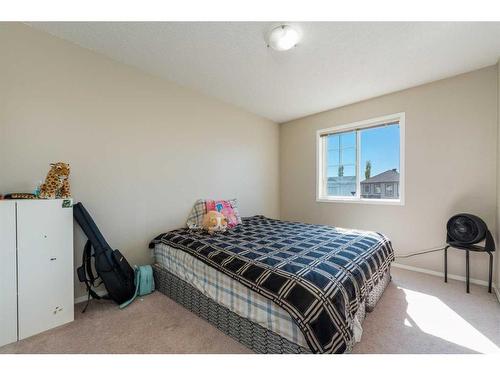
73;202;135;311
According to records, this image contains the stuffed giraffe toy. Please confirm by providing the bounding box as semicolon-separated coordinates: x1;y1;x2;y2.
39;162;71;199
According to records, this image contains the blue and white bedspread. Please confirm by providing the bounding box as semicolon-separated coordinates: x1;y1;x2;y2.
150;216;394;353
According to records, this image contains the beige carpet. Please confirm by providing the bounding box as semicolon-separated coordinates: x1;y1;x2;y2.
1;268;499;354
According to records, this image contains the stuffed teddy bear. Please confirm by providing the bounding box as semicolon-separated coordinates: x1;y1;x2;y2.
202;210;228;234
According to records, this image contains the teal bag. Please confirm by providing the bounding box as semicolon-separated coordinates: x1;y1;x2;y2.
119;265;155;309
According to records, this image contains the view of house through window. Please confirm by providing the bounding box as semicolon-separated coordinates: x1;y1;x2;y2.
360;123;400;199
319;114;403;203
326;131;356;196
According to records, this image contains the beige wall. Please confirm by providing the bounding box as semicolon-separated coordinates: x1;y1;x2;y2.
497;59;500;291
280;66;498;282
0;23;279;300
2;22;498;298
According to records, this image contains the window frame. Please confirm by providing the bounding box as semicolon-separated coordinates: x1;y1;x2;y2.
316;112;405;206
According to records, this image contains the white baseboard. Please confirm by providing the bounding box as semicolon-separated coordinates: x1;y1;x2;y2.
392;262;500;304
74;295;87;304
392;262;488;286
73;266;500;306
74;264;500;304
493;284;500;304
74;290;107;304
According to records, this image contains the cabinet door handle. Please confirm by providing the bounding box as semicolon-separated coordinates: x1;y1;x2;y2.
50;257;57;261
53;306;64;314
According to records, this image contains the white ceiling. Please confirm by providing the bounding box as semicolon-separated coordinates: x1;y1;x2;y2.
29;22;500;123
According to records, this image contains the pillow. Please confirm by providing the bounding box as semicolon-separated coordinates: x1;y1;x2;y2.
228;198;243;225
206;200;238;228
186;199;207;229
186;198;242;229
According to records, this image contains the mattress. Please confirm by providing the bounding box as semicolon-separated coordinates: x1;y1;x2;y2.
150;216;394;353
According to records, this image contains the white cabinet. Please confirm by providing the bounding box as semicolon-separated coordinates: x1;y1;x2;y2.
0;201;18;347
0;199;74;346
16;200;74;339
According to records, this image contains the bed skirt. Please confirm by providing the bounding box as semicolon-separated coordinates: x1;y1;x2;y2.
152;264;309;353
152;264;390;353
366;267;392;312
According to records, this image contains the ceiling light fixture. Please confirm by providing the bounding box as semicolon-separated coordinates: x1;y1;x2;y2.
266;25;300;51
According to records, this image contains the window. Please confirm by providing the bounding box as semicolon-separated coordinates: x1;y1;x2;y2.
385;183;394;197
317;113;404;204
325;131;356;197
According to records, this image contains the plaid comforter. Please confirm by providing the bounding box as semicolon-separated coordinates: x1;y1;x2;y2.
150;216;394;353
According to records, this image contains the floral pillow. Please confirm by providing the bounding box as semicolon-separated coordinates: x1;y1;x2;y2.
228;198;243;225
206;200;238;228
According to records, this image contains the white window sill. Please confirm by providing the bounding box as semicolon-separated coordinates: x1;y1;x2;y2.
316;197;404;206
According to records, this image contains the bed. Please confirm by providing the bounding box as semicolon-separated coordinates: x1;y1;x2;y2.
149;215;394;354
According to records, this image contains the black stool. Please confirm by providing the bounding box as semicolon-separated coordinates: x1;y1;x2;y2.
444;244;493;293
